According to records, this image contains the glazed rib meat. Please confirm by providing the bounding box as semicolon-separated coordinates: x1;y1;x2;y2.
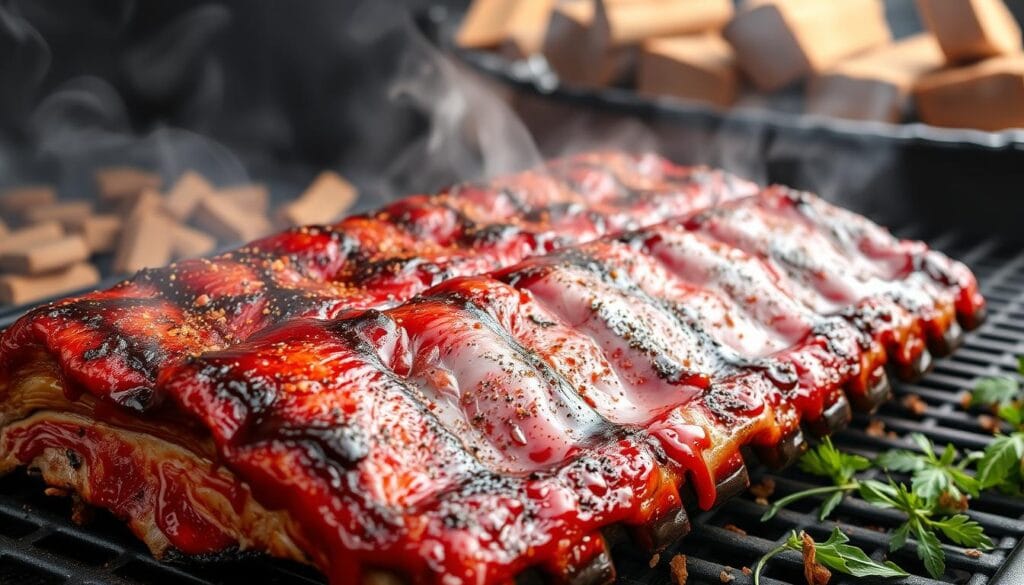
0;152;754;415
0;153;757;562
153;186;982;584
0;154;985;584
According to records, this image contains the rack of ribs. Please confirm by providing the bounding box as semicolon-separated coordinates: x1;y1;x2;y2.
0;153;983;585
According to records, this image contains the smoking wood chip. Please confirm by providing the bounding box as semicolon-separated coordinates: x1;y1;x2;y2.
276;171;357;227
723;523;746;536
0;222;65;255
960;391;973;410
114;211;174;273
914;54;1024;131
724;0;891;91
195;195;272;243
170;223;217;260
95;167;162;203
21;201;94;226
66;214;122;254
0;185;56;216
865;418;886;437
0;236;90;275
669;554;688;585
801;532;831;585
917;0;1022;63
544;0;733;87
901;393;928;416
457;0;556;58
125;188;166;218
978;414;1000;434
808;33;944;123
0;262;100;305
163;171;215;221
639;33;738;108
219;184;270;216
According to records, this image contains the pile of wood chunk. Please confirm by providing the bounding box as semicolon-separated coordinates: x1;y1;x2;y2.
458;0;1024;130
0;168;356;305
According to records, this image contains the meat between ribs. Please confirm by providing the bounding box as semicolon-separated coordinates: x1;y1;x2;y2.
0;154;984;584
153;186;982;584
0;153;757;567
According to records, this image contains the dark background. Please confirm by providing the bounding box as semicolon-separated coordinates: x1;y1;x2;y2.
0;0;483;203
1;0;1023;239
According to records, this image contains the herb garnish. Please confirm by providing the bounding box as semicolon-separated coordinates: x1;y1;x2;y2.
752;528;908;585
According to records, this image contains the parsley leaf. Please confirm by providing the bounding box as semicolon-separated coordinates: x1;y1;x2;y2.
931;514;993;549
760;437;866;521
753;530;907;585
914;521;946;579
877;433;980;503
972;376;1020;408
800;528;908;578
859;479;992;579
976;432;1024;492
799;436;871;484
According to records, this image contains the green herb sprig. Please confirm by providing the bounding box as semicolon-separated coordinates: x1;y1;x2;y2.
970;359;1024;494
752;528;908;585
875;432;980;505
757;432;992;579
761;437;869;521
858;479;992;578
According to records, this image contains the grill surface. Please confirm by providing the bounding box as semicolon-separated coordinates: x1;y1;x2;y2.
1;230;1022;585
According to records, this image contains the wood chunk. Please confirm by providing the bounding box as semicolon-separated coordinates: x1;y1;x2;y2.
638;33;738;108
669;554;688;585
0;236;90;275
126;188;165;217
456;0;556;58
194;195;272;243
22;201;94;226
915;54;1024;130
114;211;174;273
66;215;122;254
95;167;162;203
163;171;214;221
0;185;56;215
808;33;944;123
276;171;357;227
0;222;65;254
724;0;891;91
917;0;1022;63
170;223;217;259
0;262;100;305
219;184;270;216
542;0;626;87
543;0;733;86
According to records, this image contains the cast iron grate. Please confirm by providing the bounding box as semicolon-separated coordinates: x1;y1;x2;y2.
0;230;1022;585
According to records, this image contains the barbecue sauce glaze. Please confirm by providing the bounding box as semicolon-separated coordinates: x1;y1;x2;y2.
0;155;984;584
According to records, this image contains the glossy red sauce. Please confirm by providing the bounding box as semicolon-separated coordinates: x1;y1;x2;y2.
0;156;985;584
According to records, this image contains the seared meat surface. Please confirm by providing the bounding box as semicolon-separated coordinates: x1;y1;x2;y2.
0;152;753;416
0;152;756;568
0;153;983;585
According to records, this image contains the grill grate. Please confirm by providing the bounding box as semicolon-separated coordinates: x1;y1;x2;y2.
1;231;1023;585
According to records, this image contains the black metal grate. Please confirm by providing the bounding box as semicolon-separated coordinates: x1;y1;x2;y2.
1;231;1023;585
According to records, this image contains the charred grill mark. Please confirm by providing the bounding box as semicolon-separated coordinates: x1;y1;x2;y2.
0;153;989;585
460;223;523;248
